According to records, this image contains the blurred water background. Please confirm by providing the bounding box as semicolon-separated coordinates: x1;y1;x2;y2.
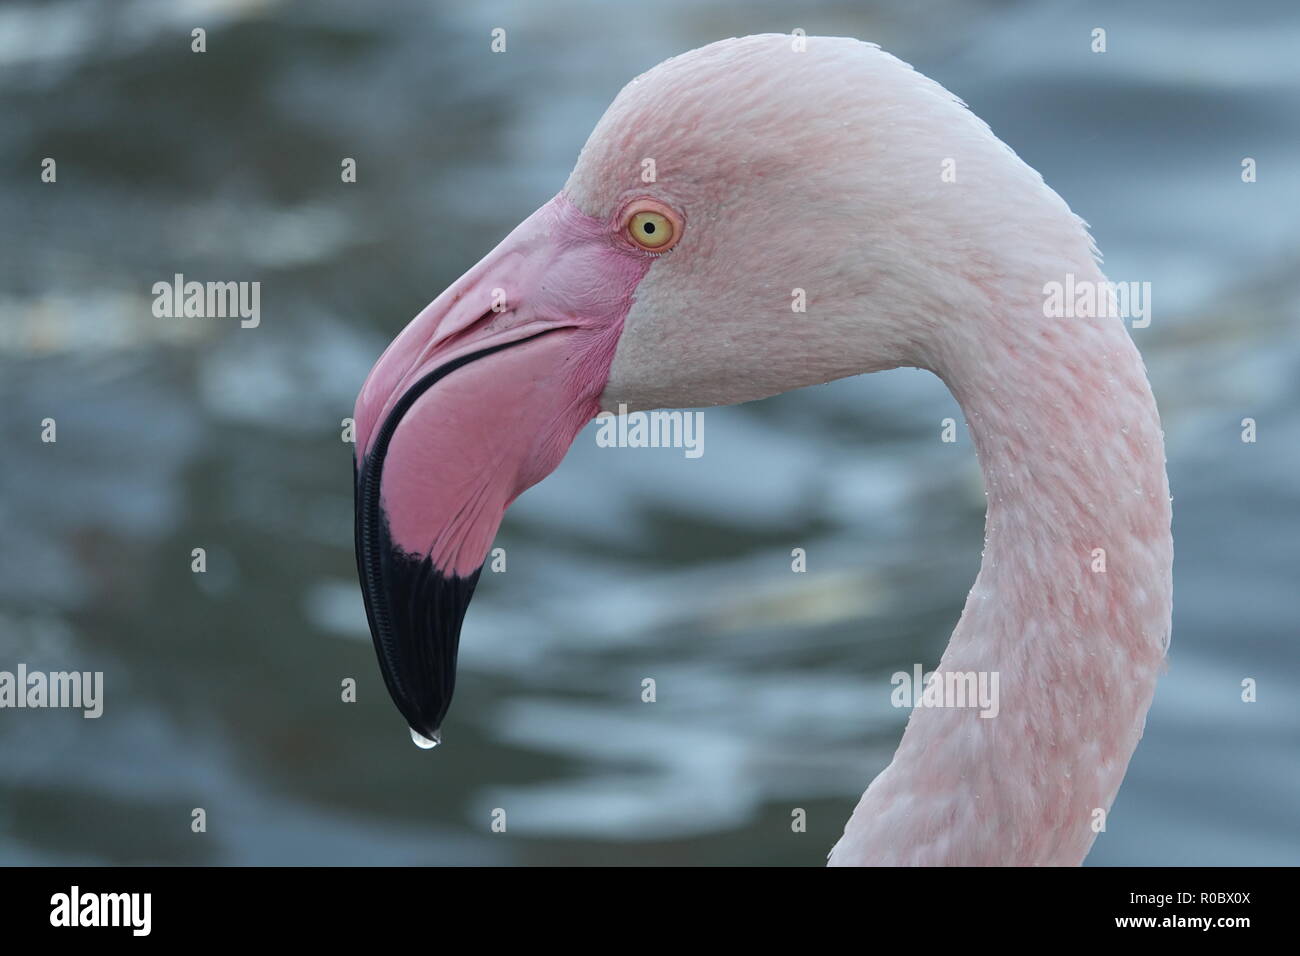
1;0;1297;865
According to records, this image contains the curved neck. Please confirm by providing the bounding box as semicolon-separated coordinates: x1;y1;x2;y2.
832;265;1173;865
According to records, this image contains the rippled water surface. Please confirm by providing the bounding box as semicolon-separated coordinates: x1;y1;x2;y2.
2;0;1298;864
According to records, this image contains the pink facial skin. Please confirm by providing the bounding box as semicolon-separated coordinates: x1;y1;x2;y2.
353;193;653;577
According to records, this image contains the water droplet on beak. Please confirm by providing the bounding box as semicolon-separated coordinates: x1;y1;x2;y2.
410;727;442;750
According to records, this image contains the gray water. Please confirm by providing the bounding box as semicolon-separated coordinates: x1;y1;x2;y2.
1;0;1297;865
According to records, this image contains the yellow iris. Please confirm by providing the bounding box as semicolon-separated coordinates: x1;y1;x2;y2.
629;211;673;249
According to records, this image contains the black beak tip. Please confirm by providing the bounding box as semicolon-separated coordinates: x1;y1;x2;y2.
355;457;482;745
361;540;483;744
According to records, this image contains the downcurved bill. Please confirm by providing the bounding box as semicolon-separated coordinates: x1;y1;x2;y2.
352;196;642;742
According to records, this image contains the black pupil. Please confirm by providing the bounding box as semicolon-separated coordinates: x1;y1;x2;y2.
643;221;656;234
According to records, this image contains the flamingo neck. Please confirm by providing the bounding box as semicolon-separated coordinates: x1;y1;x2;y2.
832;264;1173;865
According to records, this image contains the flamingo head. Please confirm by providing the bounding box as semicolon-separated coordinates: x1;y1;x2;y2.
353;34;1080;741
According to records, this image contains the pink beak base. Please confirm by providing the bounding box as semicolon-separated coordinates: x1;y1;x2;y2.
353;195;649;740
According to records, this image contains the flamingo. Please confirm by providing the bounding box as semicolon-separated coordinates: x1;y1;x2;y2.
352;34;1173;866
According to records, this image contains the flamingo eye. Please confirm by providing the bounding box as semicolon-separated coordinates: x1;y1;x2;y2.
625;204;680;251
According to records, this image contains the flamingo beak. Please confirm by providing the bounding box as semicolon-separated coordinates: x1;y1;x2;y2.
352;195;643;743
